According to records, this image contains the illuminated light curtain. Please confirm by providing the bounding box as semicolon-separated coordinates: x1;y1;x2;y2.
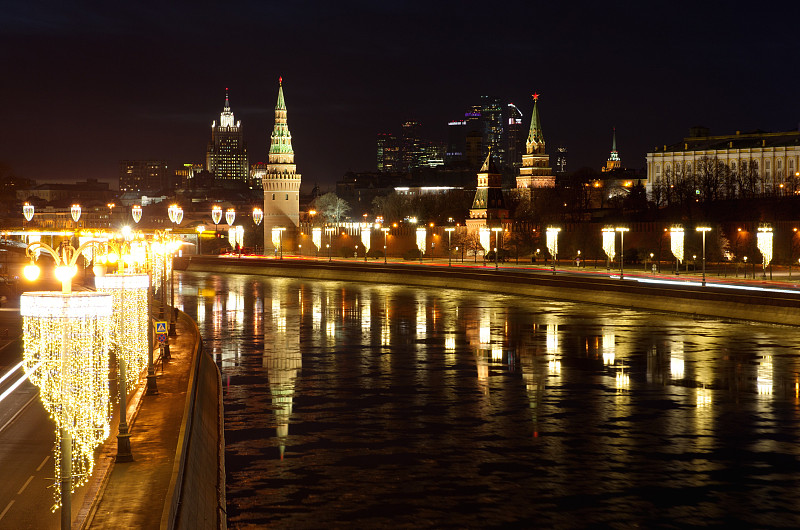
272;228;282;250
416;228;427;254
20;291;112;508
602;228;616;261
229;227;238;249
670;226;684;263
479;227;490;252
312;227;322;250
546;228;559;258
94;274;149;389
361;226;371;253
757;227;773;266
235;226;244;248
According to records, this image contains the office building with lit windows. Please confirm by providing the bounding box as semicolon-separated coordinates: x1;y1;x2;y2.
119;160;170;192
206;89;249;185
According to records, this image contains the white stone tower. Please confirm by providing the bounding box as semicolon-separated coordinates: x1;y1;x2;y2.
262;77;301;253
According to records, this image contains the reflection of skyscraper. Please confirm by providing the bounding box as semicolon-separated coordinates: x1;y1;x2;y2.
206;89;249;184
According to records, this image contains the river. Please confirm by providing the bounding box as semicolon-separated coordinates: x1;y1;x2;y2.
175;271;800;528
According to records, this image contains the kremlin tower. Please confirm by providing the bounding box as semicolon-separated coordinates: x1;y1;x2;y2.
261;77;301;253
516;93;555;190
466;150;510;231
601;128;622;173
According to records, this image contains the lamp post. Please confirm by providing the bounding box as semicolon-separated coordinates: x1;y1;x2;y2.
491;227;502;270
166;207;182;336
22;239;111;530
444;227;454;266
757;225;773;280
196;225;205;255
696;226;711;286
382;227;390;264
325;226;335;261
616;227;630;279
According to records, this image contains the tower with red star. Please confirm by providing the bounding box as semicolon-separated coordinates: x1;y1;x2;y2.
516;93;555;190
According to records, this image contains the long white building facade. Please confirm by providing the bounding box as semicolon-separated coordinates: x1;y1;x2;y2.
646;128;800;195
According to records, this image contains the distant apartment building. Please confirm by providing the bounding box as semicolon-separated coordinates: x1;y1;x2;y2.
119;160;170;192
17;179;114;205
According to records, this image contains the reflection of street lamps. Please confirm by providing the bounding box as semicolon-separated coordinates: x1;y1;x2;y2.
382;227;390;264
444;227;455;267
616;227;629;279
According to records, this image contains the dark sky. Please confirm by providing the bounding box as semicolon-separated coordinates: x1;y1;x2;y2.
2;1;798;190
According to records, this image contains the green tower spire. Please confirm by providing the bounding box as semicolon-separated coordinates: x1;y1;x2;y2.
269;76;293;155
527;93;544;145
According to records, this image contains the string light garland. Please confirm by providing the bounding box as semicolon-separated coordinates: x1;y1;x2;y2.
670;225;684;264
757;225;773;267
312;227;322;251
95;274;150;389
602;227;616;261
361;225;371;254
21;291;112;510
416;227;427;254
479;227;490;253
546;227;561;258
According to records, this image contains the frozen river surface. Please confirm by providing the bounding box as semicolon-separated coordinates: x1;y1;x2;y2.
176;271;800;528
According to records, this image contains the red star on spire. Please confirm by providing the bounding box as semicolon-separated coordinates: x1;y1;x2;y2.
532;92;539;101
279;76;283;85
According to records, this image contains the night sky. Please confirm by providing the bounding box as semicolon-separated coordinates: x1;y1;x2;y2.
2;1;798;190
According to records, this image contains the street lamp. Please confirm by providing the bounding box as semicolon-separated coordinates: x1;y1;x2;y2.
444;227;455;266
211;205;222;235
491;226;503;270
616;227;630;279
252;207;263;226
226;208;236;227
382;227;390;264
325;226;335;261
196;225;205;255
696;226;712;286
546;227;560;275
21;239;111;529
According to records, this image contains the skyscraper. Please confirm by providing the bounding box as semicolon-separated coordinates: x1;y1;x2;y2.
516;93;555;190
262;77;301;252
206;89;249;185
401;121;425;172
376;133;400;172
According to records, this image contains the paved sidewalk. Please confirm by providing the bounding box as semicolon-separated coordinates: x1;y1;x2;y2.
81;313;198;529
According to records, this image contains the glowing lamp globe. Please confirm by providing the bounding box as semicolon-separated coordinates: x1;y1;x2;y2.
252;208;263;226
175;207;183;225
132;205;142;224
23;263;40;281
225;208;236;227
211;206;222;226
23;202;34;222
71;204;82;223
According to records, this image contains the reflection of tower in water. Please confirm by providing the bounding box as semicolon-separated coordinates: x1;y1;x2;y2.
264;295;301;459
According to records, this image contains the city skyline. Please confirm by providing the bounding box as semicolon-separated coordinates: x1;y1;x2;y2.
1;1;797;188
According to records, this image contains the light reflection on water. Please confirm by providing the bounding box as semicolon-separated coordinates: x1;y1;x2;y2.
177;271;800;528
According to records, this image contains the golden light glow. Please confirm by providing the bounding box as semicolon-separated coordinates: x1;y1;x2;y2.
546;227;560;258
416;227;427;254
312;227;322;250
20;291;113;509
479;227;490;252
602;227;615;261
670;225;684;263
24;263;40;281
757;226;773;267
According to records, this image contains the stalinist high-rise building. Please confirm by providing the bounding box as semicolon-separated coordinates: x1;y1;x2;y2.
516;93;555;190
206;89;249;184
262;77;301;252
